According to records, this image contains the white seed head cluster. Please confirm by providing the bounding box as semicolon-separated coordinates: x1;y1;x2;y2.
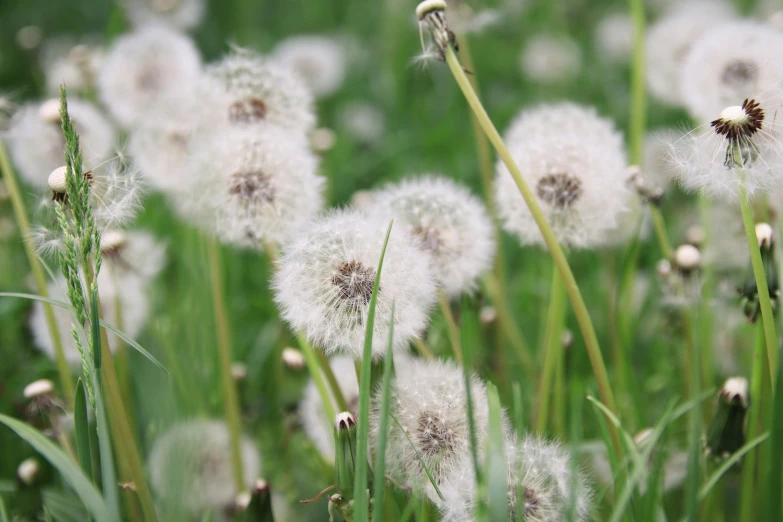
129;120;193;194
338;101;386;145
90;157;148;230
148;419;260;515
370;359;495;500
178;125;324;249
29;271;150;366
274;209;437;358
6;99;115;188
101;229;168;282
495;102;630;248
367;176;495;298
520;34;582;84
645;0;736;106
201;48;315;134
40;37;104;96
271;35;346;98
124;0;206;31
98;25;202;127
681;21;783;123
594;12;633;64
643;128;679;190
299;355;359;460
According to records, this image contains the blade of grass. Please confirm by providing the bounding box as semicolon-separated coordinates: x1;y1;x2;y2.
0;292;72;308
764;339;783;520
73;379;93;482
390;414;445;502
99;320;169;375
461;295;482;494
372;302;396;520
698;433;769;502
353;219;394;520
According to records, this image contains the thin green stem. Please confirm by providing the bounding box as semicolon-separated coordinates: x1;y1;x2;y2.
739;324;766;522
438;290;463;364
698;196;716;416
316;349;350;413
535;268;566;434
443;46;622;455
205;237;245;492
412;337;435;359
0;139;74;404
298;333;337;424
628;0;647;166
649;207;673;258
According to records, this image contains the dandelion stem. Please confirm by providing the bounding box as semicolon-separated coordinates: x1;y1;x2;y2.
649;208;673;258
412;337;435;359
535;267;566;434
205;237;245;492
316;349;350;413
628;0;647;166
437;290;463;364
738;178;777;386
443;46;622;455
739;324;767;522
297;333;337;423
0;138;74;405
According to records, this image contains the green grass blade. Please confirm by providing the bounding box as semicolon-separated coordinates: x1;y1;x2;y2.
0;495;9;522
373;302;396;519
461;295;482;491
764;341;783;520
0;414;114;522
43;489;90;522
0;292;71;308
699;433;770;502
353;219;394;520
99;320;169;375
485;383;509;522
73;379;93;482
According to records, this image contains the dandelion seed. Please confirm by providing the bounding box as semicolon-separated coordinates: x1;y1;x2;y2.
368;175;495;298
6;99;115;188
148;419;260;516
125;0;206;31
274;209;437;358
98;25;202;127
494;102;630;248
271;35;346;98
520;34;582;84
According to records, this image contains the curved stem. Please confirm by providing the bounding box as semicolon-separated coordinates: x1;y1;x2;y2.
443;47;621;455
297;334;337;423
0;139;74;404
535;268;566;434
316;349;350;413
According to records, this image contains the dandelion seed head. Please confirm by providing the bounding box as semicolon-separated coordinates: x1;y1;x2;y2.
594;12;633;64
281;347;305;371
101;229;167;282
367;176;495;297
129;120;192;195
674;244;702;271
125;0;206;31
275;209;437;359
6;99;115;188
98;25;201;128
271;35;346;98
299;355;359;461
338;101;385;145
495;102;630;248
48;166;68;194
41;37;104;97
520;34;582;84
148;419;260;515
88;157;147;229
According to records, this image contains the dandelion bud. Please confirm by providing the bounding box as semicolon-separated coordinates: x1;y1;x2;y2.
231;363;248;382
310;127;336;152
334;412;358;501
16;458;40;486
416;0;455;58
685;225;705;248
755;223;773;250
479;306;497;325
39;98;61;124
740;226;780;323
47;166;68;195
705;377;749;460
656;259;672;278
674;244;701;273
236;479;274;522
561;329;574;349
23;378;55;400
281;347;305;371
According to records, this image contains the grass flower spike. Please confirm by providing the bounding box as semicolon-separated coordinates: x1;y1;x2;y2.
274;209;436;358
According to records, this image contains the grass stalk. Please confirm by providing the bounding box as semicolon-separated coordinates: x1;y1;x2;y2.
443;46;622;455
437;290;463;364
297;334;336;423
0;139;74;404
535;268;566;434
205;237;245;492
739;324;766;522
316;349;350;413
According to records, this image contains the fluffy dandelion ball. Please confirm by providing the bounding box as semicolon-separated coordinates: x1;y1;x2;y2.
6;99;115;188
148;419;260;515
124;0;206;31
594;12;633;64
273;209;437;359
338;101;385;144
368;175;495;298
98;25;202;127
202;48;315;134
271;35;346;98
100;229;167;282
299;355;359;460
370;359;500;498
681;21;783;123
40;37;104;96
129;120;193;194
178;125;324;249
520;34;582;84
29;272;149;366
494;102;630;248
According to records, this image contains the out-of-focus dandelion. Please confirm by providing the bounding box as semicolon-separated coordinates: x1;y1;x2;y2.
338;101;385;145
274;209;437;359
494;102;630;248
271;35;346;98
519;34;582;84
124;0;206;31
16;26;42;51
129;120;192;194
368;175;495;298
594;12;633;64
40;37;104;96
99;229;167;282
644;128;679;191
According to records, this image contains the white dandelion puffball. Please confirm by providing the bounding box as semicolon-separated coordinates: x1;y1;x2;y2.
666;98;783;201
148;419;260;515
644;128;679;190
520;34;582;84
495;102;630;248
370;359;502;500
368;176;495;298
646;0;736;107
681;21;783;124
6;99;115;188
271;35;346;98
98;25;201;127
338;101;385;144
124;0;206;31
129;120;193;195
101;229;167;282
178;125;324;249
594;12;633;64
29;272;149;366
40;37;104;96
299;355;359;461
273;209;437;359
201;48;315;134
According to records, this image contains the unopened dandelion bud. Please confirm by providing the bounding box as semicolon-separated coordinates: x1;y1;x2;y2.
17;458;40;486
626;165;664;206
740;226;780;323
39;98;61;124
311;127;336;152
416;0;456;58
705;377;749;460
479;306;497;325
334;412;358;501
561;329;574;349
237;479;274;522
281;347;305;371
23;378;55;400
685;225;705;248
656;259;672;278
755;223;773;250
674;244;701;274
231;362;248;382
100;230;128;257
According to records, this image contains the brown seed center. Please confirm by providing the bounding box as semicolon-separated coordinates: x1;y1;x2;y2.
721;59;758;89
711;98;764;140
331;260;376;305
416;411;456;457
228;97;267;124
228;170;275;204
412;225;443;253
536;173;583;208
